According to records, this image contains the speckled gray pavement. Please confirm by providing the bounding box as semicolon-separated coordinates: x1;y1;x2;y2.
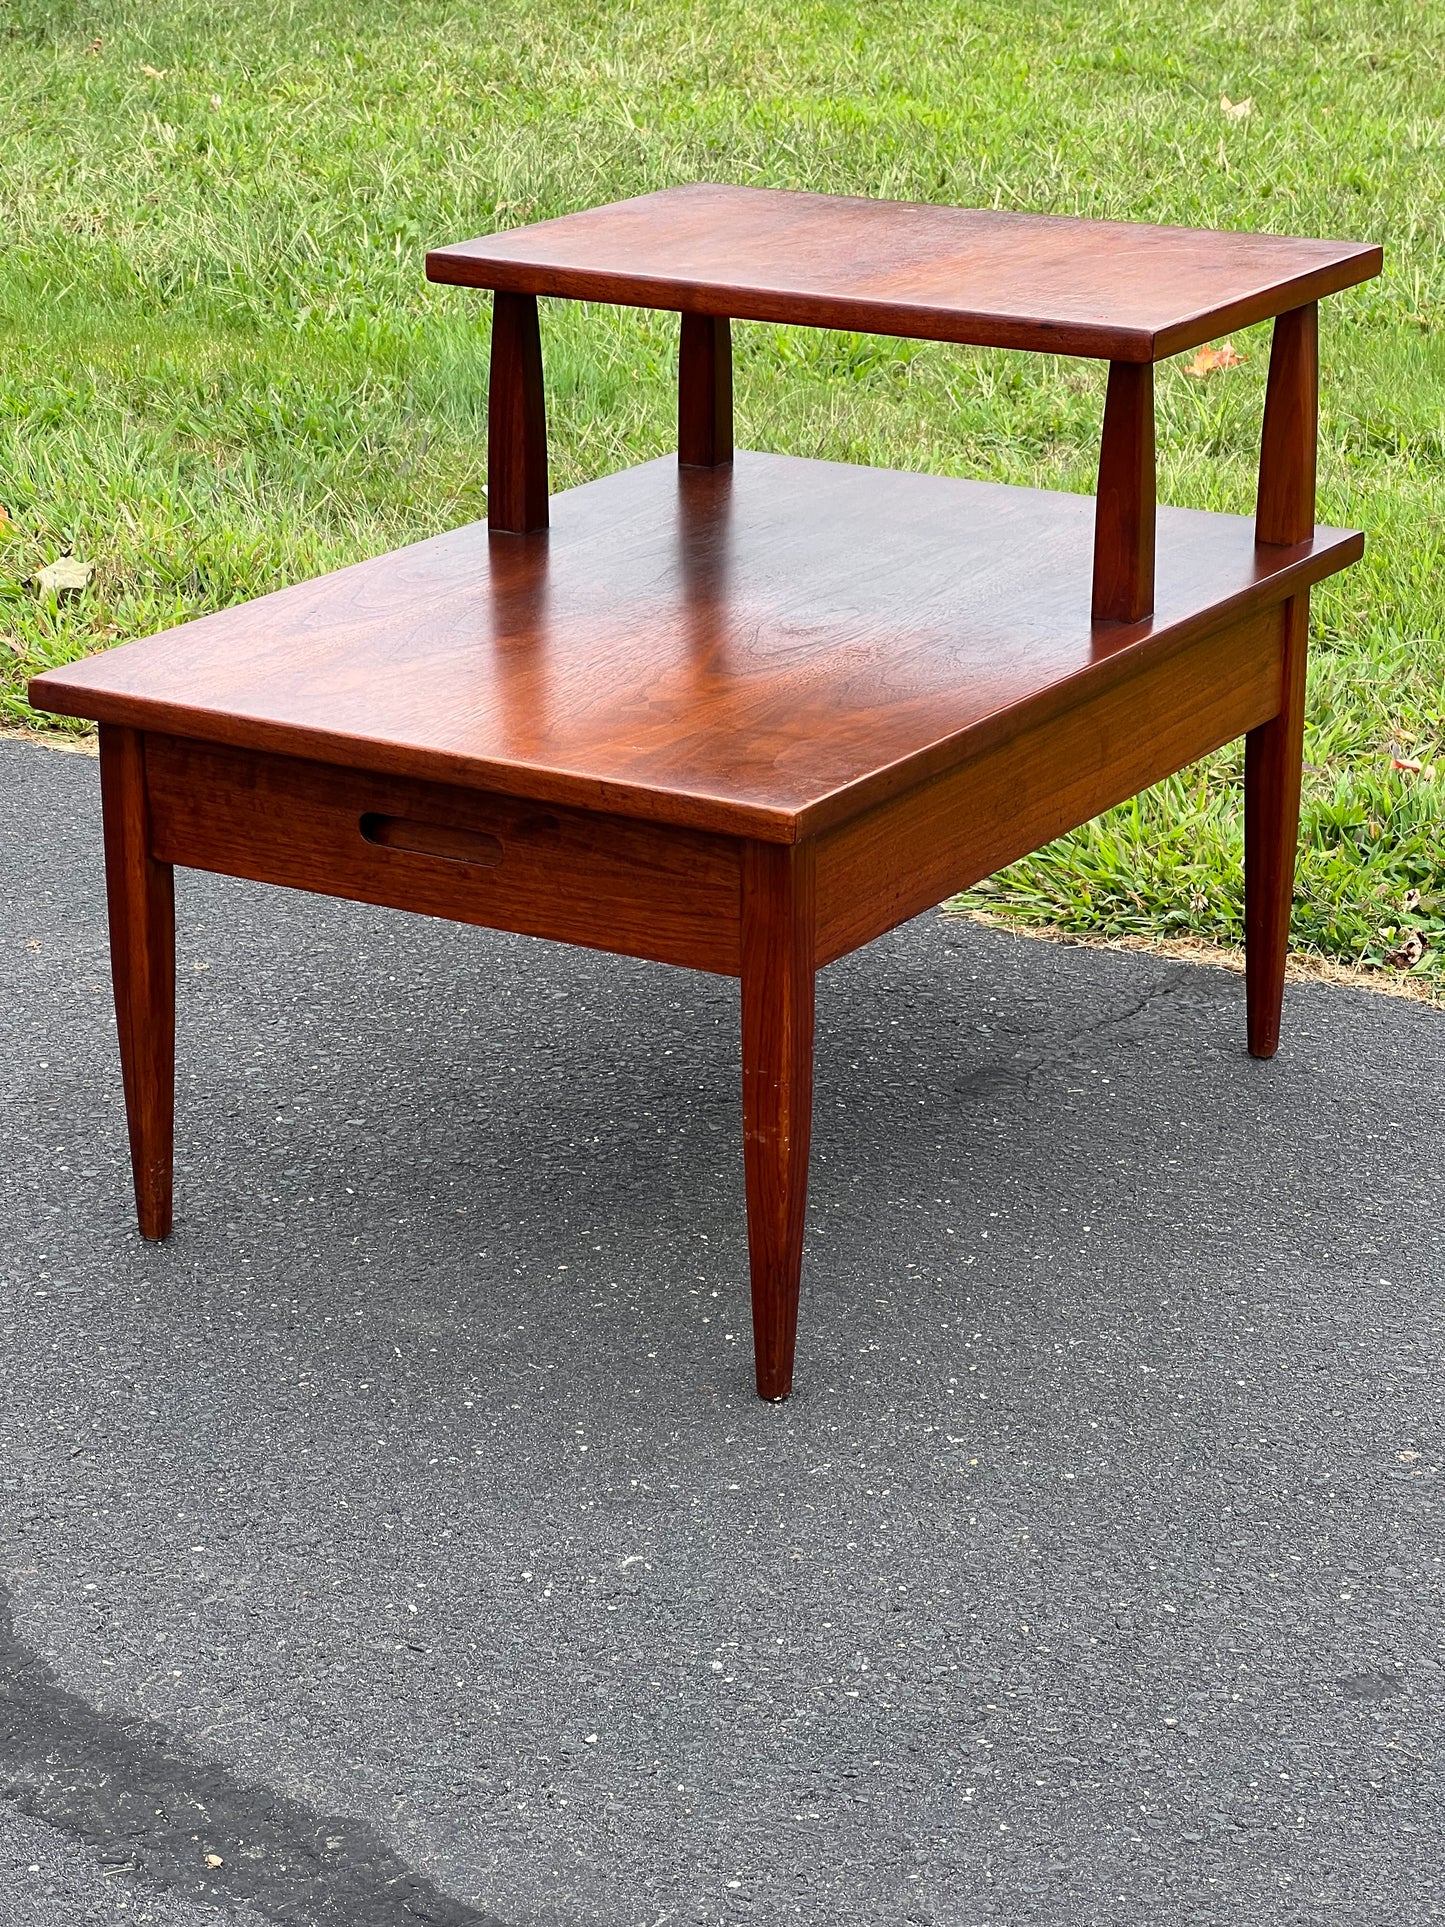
2;734;1443;1927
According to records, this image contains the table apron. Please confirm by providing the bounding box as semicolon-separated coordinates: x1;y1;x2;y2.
143;736;743;976
813;601;1288;967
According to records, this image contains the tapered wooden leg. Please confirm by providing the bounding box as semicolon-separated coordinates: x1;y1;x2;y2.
1092;359;1156;622
740;841;815;1401
679;313;733;468
1256;303;1318;547
1246;300;1319;1060
98;724;175;1238
487;290;549;533
1244;593;1309;1060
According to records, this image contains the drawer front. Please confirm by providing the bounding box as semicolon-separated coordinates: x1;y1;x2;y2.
145;736;742;975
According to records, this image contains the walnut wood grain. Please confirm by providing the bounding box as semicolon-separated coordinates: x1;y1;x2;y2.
1244;592;1310;1057
427;185;1380;362
144;737;743;976
488;290;549;533
741;839;815;1401
98;724;175;1240
29;455;1362;845
814;604;1284;965
1092;361;1156;622
1256;303;1319;547
678;313;732;467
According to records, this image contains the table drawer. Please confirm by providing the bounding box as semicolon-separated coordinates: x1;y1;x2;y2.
144;735;742;975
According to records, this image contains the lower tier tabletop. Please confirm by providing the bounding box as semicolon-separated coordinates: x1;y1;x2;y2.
30;452;1360;842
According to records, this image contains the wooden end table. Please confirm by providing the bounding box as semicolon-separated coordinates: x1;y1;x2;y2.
30;185;1380;1400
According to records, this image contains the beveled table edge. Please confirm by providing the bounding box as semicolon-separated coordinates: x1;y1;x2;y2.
29;515;1362;847
425;185;1383;363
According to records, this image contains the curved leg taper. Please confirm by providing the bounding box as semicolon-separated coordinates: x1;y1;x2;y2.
740;841;815;1400
99;724;175;1238
1244;593;1308;1060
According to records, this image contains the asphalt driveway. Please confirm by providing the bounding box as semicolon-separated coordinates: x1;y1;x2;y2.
2;736;1442;1926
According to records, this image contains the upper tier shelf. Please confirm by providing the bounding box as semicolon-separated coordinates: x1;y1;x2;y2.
426;184;1382;362
31;454;1360;841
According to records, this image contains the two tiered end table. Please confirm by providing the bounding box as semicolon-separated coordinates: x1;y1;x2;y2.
30;185;1380;1399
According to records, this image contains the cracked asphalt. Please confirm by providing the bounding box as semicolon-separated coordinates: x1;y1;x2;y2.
2;733;1443;1927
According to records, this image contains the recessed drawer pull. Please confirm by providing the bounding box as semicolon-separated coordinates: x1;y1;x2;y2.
359;813;503;867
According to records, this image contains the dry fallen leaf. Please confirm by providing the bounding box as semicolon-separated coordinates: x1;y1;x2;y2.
1384;930;1426;971
204;1854;224;1869
86;36;103;54
209;93;223;109
35;558;94;595
0;504;10;527
1393;754;1438;780
1184;341;1246;378
141;64;167;78
1220;94;1254;120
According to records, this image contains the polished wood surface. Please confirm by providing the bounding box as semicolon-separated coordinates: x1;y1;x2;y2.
144;735;743;976
678;313;732;467
741;840;815;1401
1092;361;1156;622
1256;303;1319;547
427;185;1380;362
488;290;549;533
30;454;1360;843
98;725;175;1240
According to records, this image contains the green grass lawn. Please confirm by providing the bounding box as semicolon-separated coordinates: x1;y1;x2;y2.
3;0;1442;983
